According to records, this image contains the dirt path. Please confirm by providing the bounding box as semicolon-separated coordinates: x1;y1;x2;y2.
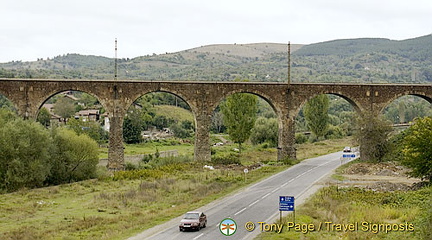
322;161;422;192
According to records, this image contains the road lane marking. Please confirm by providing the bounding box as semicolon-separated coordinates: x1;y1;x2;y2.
261;193;271;199
249;200;260;207
234;207;247;216
193;233;204;239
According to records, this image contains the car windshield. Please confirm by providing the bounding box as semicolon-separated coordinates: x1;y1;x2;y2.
184;213;199;219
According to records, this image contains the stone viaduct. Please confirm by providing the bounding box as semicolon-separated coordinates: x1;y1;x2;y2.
0;78;431;169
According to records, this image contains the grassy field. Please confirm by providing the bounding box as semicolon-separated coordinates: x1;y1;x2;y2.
0;137;352;239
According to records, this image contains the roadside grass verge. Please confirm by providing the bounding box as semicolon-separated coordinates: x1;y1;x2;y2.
0;137;353;239
257;175;431;240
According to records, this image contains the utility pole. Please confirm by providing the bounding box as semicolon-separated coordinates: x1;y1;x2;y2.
287;41;291;85
114;38;118;80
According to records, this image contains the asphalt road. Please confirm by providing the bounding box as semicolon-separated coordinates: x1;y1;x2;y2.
129;151;355;240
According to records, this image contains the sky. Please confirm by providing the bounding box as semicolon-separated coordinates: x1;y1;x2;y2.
1;0;431;63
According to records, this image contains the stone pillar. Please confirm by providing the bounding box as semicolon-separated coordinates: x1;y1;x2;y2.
107;85;126;170
107;114;125;170
277;111;296;161
194;110;211;162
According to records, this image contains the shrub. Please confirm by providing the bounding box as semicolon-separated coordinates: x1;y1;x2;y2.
48;128;99;184
0;118;53;192
295;133;308;144
112;169;165;181
212;153;241;165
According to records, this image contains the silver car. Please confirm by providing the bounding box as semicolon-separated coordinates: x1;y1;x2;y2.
179;211;207;231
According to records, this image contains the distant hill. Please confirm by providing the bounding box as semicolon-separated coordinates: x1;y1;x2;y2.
0;34;431;83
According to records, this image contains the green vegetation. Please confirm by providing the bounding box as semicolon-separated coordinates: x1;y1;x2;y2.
401;117;432;181
221;92;258;152
354;112;393;162
304;94;330;139
0;110;100;193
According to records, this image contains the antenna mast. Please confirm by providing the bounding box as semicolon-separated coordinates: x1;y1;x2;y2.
114;38;118;80
288;41;291;85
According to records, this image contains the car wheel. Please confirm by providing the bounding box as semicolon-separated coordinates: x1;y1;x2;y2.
203;221;207;228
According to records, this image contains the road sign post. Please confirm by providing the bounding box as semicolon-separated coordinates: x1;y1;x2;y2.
279;196;295;223
243;168;248;181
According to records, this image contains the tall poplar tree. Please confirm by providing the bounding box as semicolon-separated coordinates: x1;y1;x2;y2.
221;93;258;152
304;94;329;138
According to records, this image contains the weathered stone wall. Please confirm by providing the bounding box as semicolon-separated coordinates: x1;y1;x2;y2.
0;78;431;169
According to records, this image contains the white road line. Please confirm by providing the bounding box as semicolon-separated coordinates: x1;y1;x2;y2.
261;193;271;199
249;200;260;207
234;207;247;216
193;233;204;239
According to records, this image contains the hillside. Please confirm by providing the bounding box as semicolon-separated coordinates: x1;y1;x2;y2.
0;35;431;83
154;105;194;123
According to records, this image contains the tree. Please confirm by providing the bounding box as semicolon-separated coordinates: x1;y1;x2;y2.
66;117;107;143
48;128;99;184
220;93;258;152
37;107;51;127
53;97;75;120
250;117;278;147
304;94;329;138
0;95;14;110
354;112;392;162
123;115;143;144
211;110;225;133
0;118;53;192
401;117;432;182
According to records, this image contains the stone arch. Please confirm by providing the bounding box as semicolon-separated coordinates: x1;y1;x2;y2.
128;88;198;120
210;89;283;159
34;89;108;121
127;89;198;132
378;92;432;114
211;89;282;119
294;92;362;118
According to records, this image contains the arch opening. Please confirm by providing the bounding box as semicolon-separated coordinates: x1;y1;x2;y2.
211;91;279;162
295;94;357;151
36;90;108;144
122;91;196;163
382;95;432;128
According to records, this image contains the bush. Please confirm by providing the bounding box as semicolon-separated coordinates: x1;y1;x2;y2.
325;125;345;139
112;169;165;181
401;117;432;182
0;118;53;192
212;153;241;165
295;133;308;144
250;117;278;147
47;128;99;184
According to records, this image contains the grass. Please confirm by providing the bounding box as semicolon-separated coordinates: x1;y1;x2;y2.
0;137;353;239
256;167;431;240
0;161;286;239
98;138;194;159
154;105;194;123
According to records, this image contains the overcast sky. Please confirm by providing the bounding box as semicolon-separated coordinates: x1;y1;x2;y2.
1;0;431;63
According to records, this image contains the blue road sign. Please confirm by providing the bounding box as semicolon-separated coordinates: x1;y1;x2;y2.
342;154;356;158
279;196;295;211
